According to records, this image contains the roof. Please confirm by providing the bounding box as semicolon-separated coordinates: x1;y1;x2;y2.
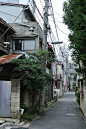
0;2;36;22
13;34;38;38
0;2;26;7
0;18;15;34
0;53;20;64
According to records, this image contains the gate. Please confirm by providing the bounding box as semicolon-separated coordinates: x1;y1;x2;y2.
0;81;11;117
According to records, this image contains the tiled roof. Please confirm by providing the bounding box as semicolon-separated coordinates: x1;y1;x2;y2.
0;53;20;64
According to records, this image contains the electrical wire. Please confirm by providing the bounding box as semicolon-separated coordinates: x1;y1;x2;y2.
49;0;59;41
56;25;68;36
0;10;22;20
54;12;63;17
0;1;30;39
0;0;69;65
29;0;44;29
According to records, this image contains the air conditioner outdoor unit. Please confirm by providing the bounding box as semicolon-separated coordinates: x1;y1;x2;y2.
3;42;10;45
3;42;10;47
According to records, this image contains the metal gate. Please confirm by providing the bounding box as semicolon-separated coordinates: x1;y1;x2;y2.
0;81;11;117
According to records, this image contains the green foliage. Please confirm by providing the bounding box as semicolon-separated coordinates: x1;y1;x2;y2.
35;106;44;114
9;51;54;90
45;87;48;93
75;89;80;105
45;101;48;107
35;106;40;114
28;50;55;63
73;86;76;89
76;97;80;105
21;113;33;121
76;91;80;98
20;104;31;114
63;0;86;78
39;110;44;114
73;74;77;81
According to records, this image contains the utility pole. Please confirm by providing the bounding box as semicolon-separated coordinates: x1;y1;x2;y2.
40;0;49;111
43;0;49;50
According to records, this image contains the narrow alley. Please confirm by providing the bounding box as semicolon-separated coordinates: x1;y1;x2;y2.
29;92;86;129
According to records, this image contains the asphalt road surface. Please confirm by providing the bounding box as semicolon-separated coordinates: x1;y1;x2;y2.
29;92;86;129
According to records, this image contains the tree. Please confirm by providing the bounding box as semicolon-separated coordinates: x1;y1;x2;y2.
63;0;86;78
9;51;54;107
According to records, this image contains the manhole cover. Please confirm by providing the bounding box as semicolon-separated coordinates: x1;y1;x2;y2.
65;113;76;116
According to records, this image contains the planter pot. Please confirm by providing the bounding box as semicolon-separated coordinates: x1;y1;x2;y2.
20;109;24;115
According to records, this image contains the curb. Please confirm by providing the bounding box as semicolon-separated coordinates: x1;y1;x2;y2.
0;122;10;129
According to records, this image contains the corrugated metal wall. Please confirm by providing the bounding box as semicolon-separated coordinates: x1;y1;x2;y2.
0;81;11;117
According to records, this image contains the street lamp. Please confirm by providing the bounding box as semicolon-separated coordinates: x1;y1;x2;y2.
51;41;63;53
51;41;63;44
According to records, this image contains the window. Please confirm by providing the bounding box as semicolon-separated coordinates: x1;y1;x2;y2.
24;40;35;50
12;39;35;51
12;39;23;50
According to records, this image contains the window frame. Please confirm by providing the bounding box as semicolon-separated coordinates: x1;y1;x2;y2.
12;38;36;51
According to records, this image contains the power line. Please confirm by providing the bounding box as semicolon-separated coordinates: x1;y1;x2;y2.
56;25;68;36
49;0;59;41
54;12;63;17
53;0;63;17
39;0;44;11
0;1;30;40
32;0;43;19
48;1;69;56
0;10;22;19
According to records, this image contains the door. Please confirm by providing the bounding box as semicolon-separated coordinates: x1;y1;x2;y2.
0;81;11;117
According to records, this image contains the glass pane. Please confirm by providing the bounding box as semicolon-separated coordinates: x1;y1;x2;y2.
24;40;35;50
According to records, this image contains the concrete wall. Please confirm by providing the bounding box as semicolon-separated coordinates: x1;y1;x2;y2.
21;87;33;107
11;22;43;41
20;86;39;108
57;64;63;97
11;79;20;119
9;23;43;53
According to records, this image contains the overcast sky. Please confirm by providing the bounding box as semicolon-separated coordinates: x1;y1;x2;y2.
19;0;70;46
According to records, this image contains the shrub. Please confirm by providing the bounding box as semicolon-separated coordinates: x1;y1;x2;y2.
75;90;80;105
21;113;33;121
76;97;80;105
20;104;31;114
75;91;80;98
35;106;40;114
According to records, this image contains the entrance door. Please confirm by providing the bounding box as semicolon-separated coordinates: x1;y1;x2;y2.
0;81;11;117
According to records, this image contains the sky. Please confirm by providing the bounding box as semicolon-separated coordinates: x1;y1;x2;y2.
19;0;70;46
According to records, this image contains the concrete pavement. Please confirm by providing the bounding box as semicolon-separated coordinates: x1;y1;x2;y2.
29;92;86;129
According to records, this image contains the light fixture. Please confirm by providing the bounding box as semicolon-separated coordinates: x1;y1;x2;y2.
51;41;63;44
